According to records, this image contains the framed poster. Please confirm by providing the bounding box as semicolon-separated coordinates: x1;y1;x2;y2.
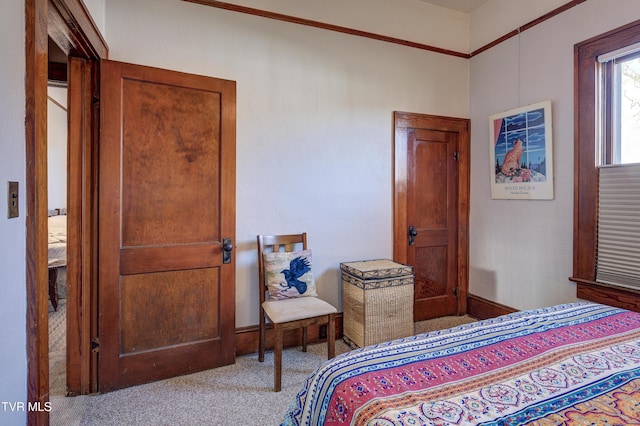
490;100;553;200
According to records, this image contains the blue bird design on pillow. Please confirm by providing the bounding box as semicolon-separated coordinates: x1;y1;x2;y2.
281;256;311;295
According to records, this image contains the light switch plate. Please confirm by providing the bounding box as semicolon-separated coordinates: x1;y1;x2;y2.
8;181;18;218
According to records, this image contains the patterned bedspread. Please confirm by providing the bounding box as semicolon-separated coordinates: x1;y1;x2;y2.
48;215;67;268
282;302;640;425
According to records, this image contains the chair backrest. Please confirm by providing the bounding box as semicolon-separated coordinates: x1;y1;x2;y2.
257;233;308;305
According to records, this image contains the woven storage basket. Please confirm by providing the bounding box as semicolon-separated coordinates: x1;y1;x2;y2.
341;259;414;348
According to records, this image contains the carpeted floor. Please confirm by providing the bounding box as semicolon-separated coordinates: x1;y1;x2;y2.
49;302;67;398
49;268;67;398
49;305;475;426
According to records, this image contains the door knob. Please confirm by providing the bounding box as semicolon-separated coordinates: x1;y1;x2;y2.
408;226;418;246
222;238;233;264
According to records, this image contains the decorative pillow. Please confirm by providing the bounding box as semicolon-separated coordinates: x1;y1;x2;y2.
263;249;318;300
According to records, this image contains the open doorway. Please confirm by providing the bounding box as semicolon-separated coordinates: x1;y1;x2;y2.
47;37;68;398
26;1;107;422
47;85;68;396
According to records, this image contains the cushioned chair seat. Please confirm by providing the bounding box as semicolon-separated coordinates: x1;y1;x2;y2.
263;297;337;324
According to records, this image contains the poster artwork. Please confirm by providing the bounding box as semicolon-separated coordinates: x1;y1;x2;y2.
489;101;553;200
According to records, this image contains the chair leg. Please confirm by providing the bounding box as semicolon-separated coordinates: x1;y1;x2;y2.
274;323;283;392
259;313;265;363
48;268;58;311
327;314;336;359
302;326;308;352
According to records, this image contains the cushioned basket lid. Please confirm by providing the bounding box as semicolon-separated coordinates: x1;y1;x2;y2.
340;259;413;280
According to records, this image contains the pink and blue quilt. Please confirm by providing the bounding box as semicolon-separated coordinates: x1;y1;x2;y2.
282;302;640;425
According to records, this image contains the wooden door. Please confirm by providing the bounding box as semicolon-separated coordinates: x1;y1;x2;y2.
394;112;469;322
98;60;236;392
408;129;458;320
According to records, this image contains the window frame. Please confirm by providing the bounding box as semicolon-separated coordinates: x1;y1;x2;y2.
572;19;640;311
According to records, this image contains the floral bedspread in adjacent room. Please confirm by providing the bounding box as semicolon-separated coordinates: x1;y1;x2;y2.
282;302;640;425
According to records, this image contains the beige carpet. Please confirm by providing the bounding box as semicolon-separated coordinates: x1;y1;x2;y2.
415;314;477;334
49;312;476;425
49;268;67;397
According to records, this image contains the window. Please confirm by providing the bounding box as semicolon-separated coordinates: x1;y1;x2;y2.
594;40;640;291
613;54;640;163
597;46;640;165
573;20;640;310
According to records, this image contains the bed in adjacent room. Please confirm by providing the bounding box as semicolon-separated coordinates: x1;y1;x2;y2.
282;302;640;425
48;211;67;311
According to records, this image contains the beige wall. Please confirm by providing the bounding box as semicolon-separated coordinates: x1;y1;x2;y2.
105;0;471;327
216;0;472;53
0;0;27;424
48;87;67;211
469;0;640;309
470;0;569;52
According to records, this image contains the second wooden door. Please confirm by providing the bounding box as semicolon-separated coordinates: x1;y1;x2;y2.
394;112;470;322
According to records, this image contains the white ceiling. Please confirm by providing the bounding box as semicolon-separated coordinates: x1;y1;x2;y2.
420;0;489;13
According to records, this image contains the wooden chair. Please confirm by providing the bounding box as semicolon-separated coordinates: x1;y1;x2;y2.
257;233;337;391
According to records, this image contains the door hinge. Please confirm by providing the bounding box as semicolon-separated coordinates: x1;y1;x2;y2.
453;287;458;297
91;337;100;353
453;151;459;161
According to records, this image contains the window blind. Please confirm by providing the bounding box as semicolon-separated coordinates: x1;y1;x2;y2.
597;40;640;63
596;163;640;289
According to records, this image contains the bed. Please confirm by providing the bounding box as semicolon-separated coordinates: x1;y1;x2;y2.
48;211;67;311
282;302;640;425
